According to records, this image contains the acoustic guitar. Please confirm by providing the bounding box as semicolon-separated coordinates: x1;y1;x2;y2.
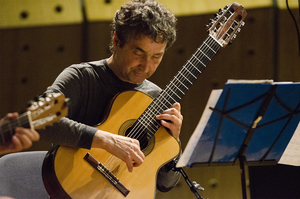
0;93;68;145
42;3;247;198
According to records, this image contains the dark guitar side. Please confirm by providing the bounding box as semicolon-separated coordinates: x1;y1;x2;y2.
42;90;181;199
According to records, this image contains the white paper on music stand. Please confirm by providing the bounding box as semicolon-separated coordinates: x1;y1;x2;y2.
176;89;223;168
278;122;300;166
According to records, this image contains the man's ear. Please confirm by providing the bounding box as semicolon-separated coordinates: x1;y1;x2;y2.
113;32;120;49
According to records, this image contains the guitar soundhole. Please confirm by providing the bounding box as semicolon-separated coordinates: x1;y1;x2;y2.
119;119;155;156
125;126;148;150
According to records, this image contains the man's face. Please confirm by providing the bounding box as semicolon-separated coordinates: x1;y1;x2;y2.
112;33;167;84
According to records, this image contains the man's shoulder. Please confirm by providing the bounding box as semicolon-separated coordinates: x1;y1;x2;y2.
69;60;105;69
65;60;107;75
144;79;161;91
139;79;162;98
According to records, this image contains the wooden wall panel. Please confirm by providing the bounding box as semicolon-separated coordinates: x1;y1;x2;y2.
0;0;82;28
0;25;83;115
278;8;300;82
0;25;83;151
83;22;112;62
0;0;83;151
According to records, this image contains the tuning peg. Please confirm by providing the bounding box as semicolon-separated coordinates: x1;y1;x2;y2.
223;4;230;10
33;96;39;102
229;34;237;44
27;100;34;107
64;98;70;106
42;92;54;99
204;24;209;29
41;93;48;98
56;111;62;117
218;8;224;14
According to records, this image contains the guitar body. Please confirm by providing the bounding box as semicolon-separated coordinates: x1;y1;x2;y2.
42;91;180;199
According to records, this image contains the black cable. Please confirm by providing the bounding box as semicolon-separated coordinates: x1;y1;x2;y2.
286;0;300;56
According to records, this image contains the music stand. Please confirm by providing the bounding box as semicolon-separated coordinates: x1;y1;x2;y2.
177;80;300;199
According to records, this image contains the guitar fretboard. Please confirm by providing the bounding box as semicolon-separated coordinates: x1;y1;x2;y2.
0;112;30;144
129;35;222;143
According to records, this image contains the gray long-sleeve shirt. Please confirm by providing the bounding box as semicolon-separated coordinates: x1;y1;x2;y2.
39;59;181;192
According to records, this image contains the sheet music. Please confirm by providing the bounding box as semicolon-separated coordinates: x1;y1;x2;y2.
176;89;223;167
177;80;300;167
278;122;300;166
226;79;274;84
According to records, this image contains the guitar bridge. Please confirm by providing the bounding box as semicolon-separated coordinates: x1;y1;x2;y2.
84;153;130;197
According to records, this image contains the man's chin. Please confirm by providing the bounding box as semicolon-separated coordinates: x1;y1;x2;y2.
130;75;146;84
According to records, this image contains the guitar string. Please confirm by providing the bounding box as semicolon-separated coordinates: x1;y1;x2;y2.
0;114;29;132
0;113;29;144
102;36;221;170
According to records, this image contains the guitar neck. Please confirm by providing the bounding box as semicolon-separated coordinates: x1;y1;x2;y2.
135;36;221;140
0;112;31;145
160;35;221;105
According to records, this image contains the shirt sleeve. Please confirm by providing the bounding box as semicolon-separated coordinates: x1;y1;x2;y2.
37;65;98;149
38;117;97;149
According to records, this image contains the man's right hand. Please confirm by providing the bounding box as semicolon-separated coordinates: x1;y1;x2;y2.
91;130;145;172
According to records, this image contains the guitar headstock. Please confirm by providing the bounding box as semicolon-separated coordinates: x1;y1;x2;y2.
206;2;247;47
27;93;68;129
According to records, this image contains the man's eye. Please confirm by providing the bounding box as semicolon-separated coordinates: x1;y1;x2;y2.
134;51;143;56
153;55;162;59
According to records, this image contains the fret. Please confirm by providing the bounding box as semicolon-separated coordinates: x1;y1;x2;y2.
206;39;220;52
175;72;193;87
163;89;180;104
139;106;162;127
186;59;202;74
172;76;189;91
0;113;30;144
142;120;156;135
191;54;206;69
154;94;172;109
0;120;14;144
198;48;211;61
186;60;202;77
155;96;172;109
203;41;217;54
168;81;185;96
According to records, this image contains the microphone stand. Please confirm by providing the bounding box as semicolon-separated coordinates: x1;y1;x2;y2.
168;159;205;199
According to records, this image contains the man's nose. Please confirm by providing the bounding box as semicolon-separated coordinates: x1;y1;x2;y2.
139;55;150;73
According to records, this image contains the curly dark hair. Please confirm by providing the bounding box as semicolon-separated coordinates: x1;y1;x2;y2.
109;0;177;53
